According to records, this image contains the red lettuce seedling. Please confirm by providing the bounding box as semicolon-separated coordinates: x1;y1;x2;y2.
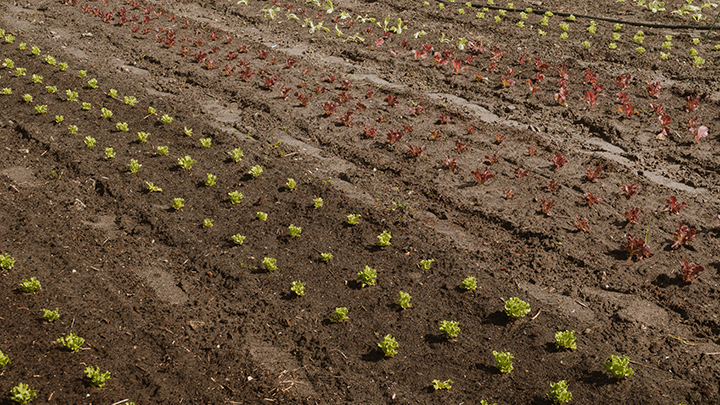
527;79;541;96
650;103;664;115
665;196;687;214
472;168;494;184
671;223;696;250
503;189;517;199
555;87;569;107
552;152;567;169
356;101;366;110
692;125;708;144
573;216;590;232
534;58;550;72
647;81;661;98
586;166;603;182
547;180;559;192
452;58;469;74
413;50;427;60
429;130;443;141
620;183;639;197
583;69;598;84
625;207;640;224
684;95;700;112
616;92;631;104
444;156;458;171
337;110;354;127
580;91;601;109
619;103;635;118
623;233;652;260
363;124;377;138
385;94;398;107
386;129;403;144
455;140;468;153
295;93;311;106
583;192;602;207
527;147;537;156
680;259;704;283
438;113;451;124
490;46;506;61
322;101;338;116
485;154;499;165
407;144;426;157
615;75;631;90
540;199;554;216
337;91;351;104
657;114;671;140
515;167;529;178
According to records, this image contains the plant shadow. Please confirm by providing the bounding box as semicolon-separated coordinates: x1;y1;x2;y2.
482;310;510;326
580;370;616;387
361;348;386;363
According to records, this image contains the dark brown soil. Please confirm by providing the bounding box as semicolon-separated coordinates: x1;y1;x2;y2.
1;0;720;404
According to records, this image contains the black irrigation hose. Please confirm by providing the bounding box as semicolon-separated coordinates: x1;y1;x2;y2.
439;0;719;31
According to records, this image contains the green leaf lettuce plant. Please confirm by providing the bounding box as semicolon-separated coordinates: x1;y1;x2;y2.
439;320;460;339
547;380;572;404
8;383;36;404
396;291;412;309
376;230;392;246
330;307;348;322
0;253;15;270
357;265;377;287
432;379;453;390
492;350;514;374
504;297;531;320
460;276;477;290
378;334;398;357
555;330;577;350
19;277;41;294
84;366;111;387
604;354;634;380
57;333;84;352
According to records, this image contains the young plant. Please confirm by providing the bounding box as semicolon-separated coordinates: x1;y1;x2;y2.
330;307;349;322
357;265;377;287
432;379;453;390
0;253;16;270
147;106;156;115
492;350;514;374
145;182;162;192
378;334;398;357
376;230;392;246
555;330;577;350
204;173;217;186
547;380;572;404
288;224;302;238
504;297;531;320
115;122;129;132
0;350;9;369
604;354;634;380
665;196;687;214
124;95;137;106
671;223;696;250
178;155;197;169
262;257;277;271
22;94;33;103
34;105;47;114
390;289;413;311
439;320;460;339
20;277;41;294
471;167;495;184
290;281;306;296
156;146;169;155
313;197;323;208
57;333;85;352
460;276;477;290
84;366;111;387
160;114;174;124
256;212;268;221
68;125;78;134
128;159;141;173
41;308;60;322
320;252;333;262
8;383;36;405
107;89;118;98
172;198;185;210
100;107;113;118
199;138;212;147
203;218;213;227
57;62;68;71
286;178;297;190
228;191;244;204
136;131;149;142
347;214;361;225
418;259;434;270
623;233;652;260
87;78;98;89
679;258;704;283
229;233;246;245
228;148;244;162
248;165;263;177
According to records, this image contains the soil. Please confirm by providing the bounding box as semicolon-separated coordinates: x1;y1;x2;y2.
1;0;719;404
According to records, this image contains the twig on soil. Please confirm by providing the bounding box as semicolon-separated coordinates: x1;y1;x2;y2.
110;399;130;405
628;360;665;373
575;300;589;308
704;352;720;355
531;309;542;320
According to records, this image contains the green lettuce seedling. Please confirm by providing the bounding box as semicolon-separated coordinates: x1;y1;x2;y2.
44;55;56;65
228;148;244;162
8;383;36;404
31;74;42;83
432;379;453;390
0;88;12;95
357;265;377;287
128;159;141;173
256;212;268;221
145;182;162;192
460;276;477;290
547;380;572;404
124;95;137;106
41;308;59;322
87;78;98;89
439;320;460;339
492;350;514;374
68;125;78;135
205;173;217;186
418;259;434;269
31;45;40;55
160;114;174;124
480;400;497;405
147;106;156;115
199;138;211;147
313;197;323;208
100;107;112;118
286;178;296;190
34;105;47;114
0;253;15;270
54;115;64;124
57;333;84;352
228;191;244;204
604;354;634;380
376;230;392;246
20;277;41;294
330;307;348;322
320;252;333;261
15;68;27;77
77;70;87;78
396;291;412;309
157;146;169;155
262;257;277;271
291;281;306;296
231;234;246;245
178;155;196;169
22;94;32;103
504;297;531;320
172;198;184;210
378;334;398;357
0;349;9;369
347;214;360;225
203;218;213;227
248;165;263;177
555;330;577;350
107;88;118;98
57;62;68;71
288;224;302;238
84;366;111;387
136;131;149;142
